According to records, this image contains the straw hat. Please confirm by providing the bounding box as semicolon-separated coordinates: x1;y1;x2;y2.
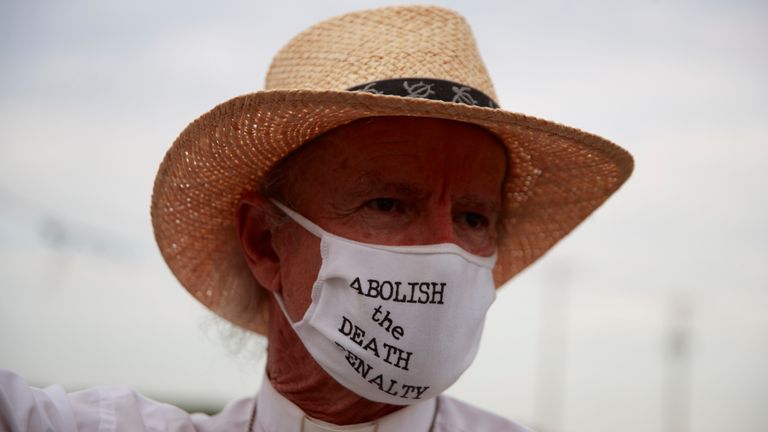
151;5;633;333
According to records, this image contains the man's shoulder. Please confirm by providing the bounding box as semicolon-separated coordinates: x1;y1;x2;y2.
434;394;534;432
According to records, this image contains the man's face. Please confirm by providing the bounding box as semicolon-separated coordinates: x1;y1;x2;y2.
269;116;507;320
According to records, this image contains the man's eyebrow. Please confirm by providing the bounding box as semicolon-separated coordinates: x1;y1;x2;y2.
344;172;429;199
456;195;501;214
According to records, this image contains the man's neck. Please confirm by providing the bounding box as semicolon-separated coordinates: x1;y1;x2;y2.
265;301;404;425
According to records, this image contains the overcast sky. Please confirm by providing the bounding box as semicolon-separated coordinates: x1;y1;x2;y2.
1;1;766;431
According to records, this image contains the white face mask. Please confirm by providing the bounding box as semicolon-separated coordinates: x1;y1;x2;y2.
271;201;497;405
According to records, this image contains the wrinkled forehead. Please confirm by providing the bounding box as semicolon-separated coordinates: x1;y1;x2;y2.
264;116;508;203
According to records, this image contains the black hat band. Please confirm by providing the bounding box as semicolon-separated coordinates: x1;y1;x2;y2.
348;78;499;109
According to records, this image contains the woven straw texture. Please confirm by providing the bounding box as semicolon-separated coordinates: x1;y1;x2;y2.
151;5;633;334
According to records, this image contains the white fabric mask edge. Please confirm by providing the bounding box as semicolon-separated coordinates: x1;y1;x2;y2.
270;200;498;269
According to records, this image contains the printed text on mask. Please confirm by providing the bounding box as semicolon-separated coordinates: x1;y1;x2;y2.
334;277;448;400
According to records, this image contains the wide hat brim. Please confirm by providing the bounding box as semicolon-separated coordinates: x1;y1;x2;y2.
151;88;633;333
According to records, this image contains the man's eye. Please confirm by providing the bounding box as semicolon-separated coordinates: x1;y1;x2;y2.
366;198;397;212
459;212;488;229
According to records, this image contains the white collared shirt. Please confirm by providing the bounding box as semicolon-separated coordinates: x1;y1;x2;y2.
0;369;532;431
253;374;435;432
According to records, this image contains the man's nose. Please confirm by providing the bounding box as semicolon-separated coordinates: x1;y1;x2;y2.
421;207;458;245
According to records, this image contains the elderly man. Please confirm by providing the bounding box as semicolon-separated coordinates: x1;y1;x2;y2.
0;5;632;432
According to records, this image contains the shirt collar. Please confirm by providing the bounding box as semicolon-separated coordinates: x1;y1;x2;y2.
256;376;436;432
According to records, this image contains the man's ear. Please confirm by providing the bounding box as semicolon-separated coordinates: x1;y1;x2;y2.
236;191;283;293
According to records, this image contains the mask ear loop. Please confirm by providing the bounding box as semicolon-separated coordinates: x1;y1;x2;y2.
271;288;294;323
268;200;327;325
271;200;328;239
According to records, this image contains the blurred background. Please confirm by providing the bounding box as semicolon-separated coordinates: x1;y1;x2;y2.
1;0;766;431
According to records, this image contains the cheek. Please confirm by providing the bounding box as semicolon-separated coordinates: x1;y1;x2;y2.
273;227;323;321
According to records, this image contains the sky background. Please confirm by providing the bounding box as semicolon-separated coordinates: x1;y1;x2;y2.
1;1;766;431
